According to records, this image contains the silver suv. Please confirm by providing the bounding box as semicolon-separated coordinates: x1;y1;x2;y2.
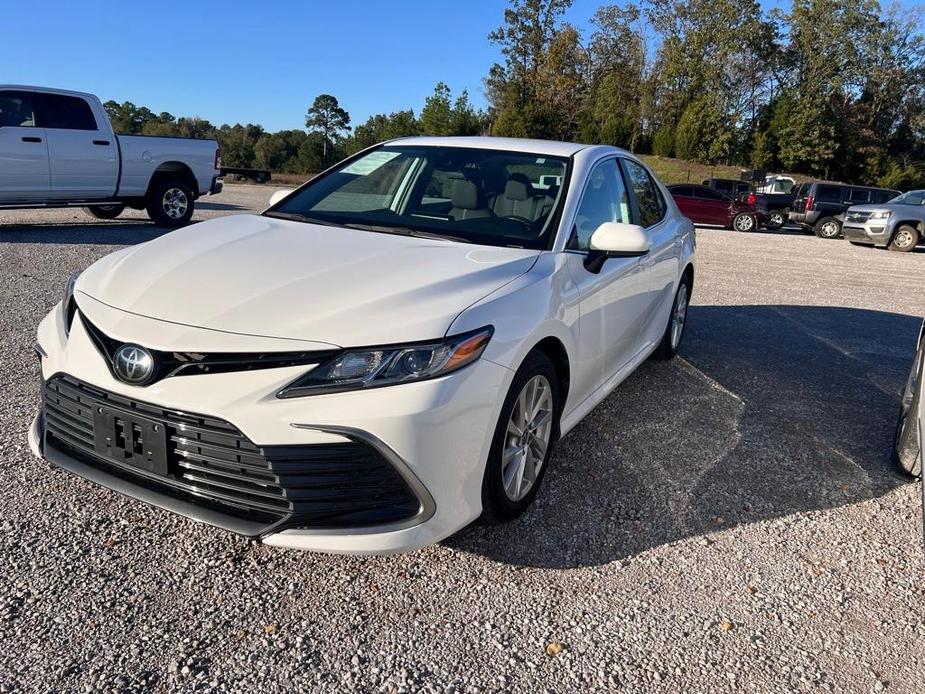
842;190;925;252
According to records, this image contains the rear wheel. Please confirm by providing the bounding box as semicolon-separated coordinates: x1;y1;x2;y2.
813;217;841;239
732;213;757;232
482;351;560;522
84;204;124;220
888;224;919;252
767;210;786;229
146;179;195;227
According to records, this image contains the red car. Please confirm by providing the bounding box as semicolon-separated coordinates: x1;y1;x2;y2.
667;184;763;231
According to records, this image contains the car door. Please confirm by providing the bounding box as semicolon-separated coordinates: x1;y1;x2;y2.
34;92;118;199
0;90;50;201
695;187;733;225
621;158;681;348
565;158;654;392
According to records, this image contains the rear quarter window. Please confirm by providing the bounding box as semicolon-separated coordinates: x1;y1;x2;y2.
815;185;843;202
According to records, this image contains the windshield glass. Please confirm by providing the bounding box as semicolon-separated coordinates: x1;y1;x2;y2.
267;146;570;249
888;190;925;206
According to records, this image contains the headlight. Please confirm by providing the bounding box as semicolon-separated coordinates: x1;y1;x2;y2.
869;210;892;220
277;326;493;398
62;271;80;336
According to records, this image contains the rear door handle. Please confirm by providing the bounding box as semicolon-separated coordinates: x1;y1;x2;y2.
93;140;110;146
22;136;42;143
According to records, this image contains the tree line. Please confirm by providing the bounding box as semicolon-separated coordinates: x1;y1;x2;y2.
105;0;925;188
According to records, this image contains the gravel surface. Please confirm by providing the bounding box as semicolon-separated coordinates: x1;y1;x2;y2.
1;185;924;693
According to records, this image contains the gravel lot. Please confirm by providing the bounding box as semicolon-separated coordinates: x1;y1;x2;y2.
2;184;924;693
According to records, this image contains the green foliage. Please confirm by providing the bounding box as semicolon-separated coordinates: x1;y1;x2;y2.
651;127;675;158
305;94;351;162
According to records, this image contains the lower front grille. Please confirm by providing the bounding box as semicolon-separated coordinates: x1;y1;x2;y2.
42;375;422;534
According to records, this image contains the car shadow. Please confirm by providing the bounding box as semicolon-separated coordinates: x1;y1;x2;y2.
448;304;921;568
0;221;174;245
196;201;246;211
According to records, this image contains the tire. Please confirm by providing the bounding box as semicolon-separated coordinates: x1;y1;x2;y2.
146;179;195;228
732;213;757;232
481;351;560;522
84;204;124;220
892;339;923;478
888;224;919;253
813;216;841;239
766;210;786;229
653;273;691;360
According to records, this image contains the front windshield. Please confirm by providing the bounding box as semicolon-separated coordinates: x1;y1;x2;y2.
888;190;925;206
267;145;570;249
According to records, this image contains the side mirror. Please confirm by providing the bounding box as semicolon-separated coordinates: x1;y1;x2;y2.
584;222;650;272
268;189;295;207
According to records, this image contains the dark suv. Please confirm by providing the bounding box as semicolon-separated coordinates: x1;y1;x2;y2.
703;178;751;198
789;182;900;238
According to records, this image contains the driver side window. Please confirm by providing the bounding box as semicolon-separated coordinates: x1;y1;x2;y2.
571;160;630;251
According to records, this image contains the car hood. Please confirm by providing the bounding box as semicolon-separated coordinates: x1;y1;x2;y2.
77;214;540;346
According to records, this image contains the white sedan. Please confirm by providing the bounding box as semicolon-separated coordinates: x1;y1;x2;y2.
29;137;696;554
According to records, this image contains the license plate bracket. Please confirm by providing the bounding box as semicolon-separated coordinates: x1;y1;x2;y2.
92;406;168;476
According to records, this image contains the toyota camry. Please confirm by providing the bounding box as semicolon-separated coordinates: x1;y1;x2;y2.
29;137;696;554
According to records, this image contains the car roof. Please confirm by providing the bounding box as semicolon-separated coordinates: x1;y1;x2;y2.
385;136;600;157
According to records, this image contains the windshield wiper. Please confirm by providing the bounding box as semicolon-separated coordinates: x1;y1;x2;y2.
264;211;348;227
341;222;471;244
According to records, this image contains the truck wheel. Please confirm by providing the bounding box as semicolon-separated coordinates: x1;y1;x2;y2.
888;225;919;252
813;217;841;239
767;210;786;229
146;179;194;228
85;204;125;220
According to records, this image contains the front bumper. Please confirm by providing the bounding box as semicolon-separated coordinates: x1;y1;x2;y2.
32;302;512;553
842;220;892;246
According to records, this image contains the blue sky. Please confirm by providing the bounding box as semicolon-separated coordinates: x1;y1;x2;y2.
3;0;912;132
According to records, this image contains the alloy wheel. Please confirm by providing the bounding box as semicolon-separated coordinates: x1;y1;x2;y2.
671;283;689;350
734;214;755;231
162;188;189;220
894;229;915;250
820;221;840;238
502;375;553;502
769;212;784;227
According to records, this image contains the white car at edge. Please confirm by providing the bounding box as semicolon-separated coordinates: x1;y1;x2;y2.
29;136;695;554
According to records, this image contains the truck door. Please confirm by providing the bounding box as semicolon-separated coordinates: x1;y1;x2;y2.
34;92;118;199
0;90;50;201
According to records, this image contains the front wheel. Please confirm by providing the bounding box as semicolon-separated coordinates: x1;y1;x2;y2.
893;337;923;477
813;217;841;239
732;213;757;232
888;224;919;252
146;179;195;227
482;351;560;522
85;204;125;220
653;274;690;360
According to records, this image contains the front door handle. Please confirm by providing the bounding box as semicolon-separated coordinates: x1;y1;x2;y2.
93;140;110;146
22;136;42;143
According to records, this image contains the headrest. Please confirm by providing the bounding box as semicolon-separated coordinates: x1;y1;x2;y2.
504;173;532;202
451;179;479;210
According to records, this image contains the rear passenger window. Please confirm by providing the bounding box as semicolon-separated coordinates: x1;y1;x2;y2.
697;187;726;201
34;93;98;130
623;159;666;227
571;160;631;251
670;186;694;198
0;91;35;127
848;189;870;203
816;186;843;202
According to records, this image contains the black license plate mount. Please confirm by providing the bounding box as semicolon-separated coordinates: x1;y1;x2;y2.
92;406;169;476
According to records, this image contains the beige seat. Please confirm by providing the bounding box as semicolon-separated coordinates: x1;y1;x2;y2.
449;179;493;220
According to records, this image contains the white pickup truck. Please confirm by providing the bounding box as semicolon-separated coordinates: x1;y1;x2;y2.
0;86;222;227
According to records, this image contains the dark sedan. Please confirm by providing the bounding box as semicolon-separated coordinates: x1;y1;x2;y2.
667;184;764;231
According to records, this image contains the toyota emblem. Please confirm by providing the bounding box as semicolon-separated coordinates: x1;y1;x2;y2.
113;344;155;385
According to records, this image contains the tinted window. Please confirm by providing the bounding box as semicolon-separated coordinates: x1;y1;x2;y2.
669;186;694;198
713;180;733;192
847;189;870;203
34;93;97;130
0;90;35;127
623;159;666;227
571;160;631;251
696;187;726;201
815;185;843;202
871;190;894;204
794;183;809;199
